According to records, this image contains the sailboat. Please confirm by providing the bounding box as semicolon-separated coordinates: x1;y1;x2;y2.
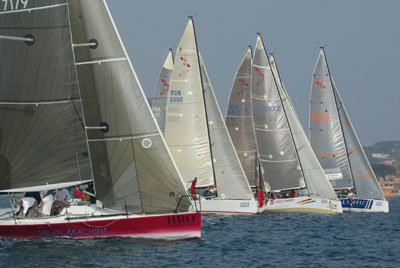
151;49;174;135
225;47;260;189
164;19;258;214
252;35;342;214
309;48;389;212
0;0;201;239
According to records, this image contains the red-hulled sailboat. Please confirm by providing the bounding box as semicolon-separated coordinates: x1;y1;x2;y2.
0;0;201;239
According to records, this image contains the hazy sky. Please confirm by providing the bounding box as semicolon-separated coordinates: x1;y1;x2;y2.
108;0;399;146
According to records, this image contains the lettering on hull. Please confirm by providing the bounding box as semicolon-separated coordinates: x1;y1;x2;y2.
167;214;196;225
37;227;108;238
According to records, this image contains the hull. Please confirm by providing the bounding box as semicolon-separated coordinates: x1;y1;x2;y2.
341;198;389;213
191;198;259;214
262;196;343;214
0;212;201;240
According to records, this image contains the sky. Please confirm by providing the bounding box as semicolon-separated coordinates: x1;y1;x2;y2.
107;0;400;146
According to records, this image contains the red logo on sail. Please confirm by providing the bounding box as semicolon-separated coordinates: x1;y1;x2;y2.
178;56;191;78
314;79;327;89
159;78;170;96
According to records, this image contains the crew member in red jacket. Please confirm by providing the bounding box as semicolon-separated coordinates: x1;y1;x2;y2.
190;177;198;199
257;188;265;208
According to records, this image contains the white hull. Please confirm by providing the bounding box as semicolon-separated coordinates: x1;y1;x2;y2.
342;198;389;213
262;196;343;214
190;198;259;214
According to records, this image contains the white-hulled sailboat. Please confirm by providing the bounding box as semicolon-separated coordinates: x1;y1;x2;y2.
151;49;174;135
252;35;342;214
164;19;258;214
0;0;201;239
309;48;388;212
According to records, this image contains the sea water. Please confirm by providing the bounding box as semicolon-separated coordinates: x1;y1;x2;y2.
0;197;399;268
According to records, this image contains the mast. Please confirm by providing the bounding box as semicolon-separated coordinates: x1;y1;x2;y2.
257;34;306;192
191;17;217;188
248;45;262;190
321;47;356;190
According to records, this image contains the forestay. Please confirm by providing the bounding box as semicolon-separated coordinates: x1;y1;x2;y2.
200;55;253;200
309;49;353;190
0;0;91;191
252;36;303;191
225;48;259;187
270;56;337;200
68;0;191;214
164;19;214;187
151;50;174;135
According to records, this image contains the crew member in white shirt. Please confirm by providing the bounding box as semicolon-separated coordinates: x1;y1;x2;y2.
39;192;54;216
14;197;37;218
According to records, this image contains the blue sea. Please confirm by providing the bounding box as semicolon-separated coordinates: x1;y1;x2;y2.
0;197;399;268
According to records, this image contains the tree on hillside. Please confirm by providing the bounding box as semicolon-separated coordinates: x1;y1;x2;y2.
371;164;396;178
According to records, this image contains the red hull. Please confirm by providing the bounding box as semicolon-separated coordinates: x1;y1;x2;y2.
0;212;201;240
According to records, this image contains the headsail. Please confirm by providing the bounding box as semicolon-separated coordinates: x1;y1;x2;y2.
225;48;259;187
333;82;385;200
0;0;91;191
151;50;174;135
252;35;303;191
270;55;337;200
165;19;214;187
68;0;191;214
309;49;353;190
199;55;253;199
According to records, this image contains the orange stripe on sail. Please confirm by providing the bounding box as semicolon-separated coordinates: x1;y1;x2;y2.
315;151;347;157
353;173;374;178
350;147;362;152
310;112;339;121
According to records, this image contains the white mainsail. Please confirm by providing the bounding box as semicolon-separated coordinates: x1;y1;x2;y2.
225;48;259;187
270;55;337;200
165;19;214;187
199;55;253;199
